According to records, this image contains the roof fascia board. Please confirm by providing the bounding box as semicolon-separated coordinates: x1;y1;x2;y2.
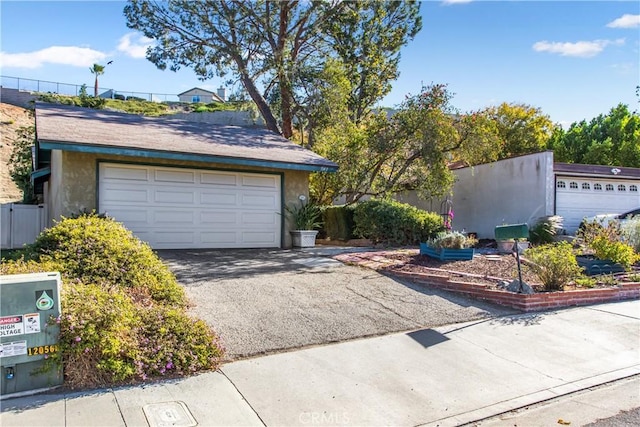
38;140;338;173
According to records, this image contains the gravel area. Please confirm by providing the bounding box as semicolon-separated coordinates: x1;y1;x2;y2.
158;249;515;360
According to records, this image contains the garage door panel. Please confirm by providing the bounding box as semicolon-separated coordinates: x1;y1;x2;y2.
242;175;278;188
200;192;237;205
102;165;148;181
200;231;238;244
241;194;278;209
154;190;195;204
200;211;237;224
241;212;277;225
154;210;194;224
201;171;238;186
99;163;281;249
102;187;150;203
154;169;195;183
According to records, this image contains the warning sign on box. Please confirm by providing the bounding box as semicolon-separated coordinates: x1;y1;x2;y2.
0;315;24;337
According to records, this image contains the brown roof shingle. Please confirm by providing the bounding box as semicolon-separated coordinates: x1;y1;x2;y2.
35;102;337;172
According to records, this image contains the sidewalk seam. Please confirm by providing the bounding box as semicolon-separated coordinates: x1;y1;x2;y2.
219;369;267;427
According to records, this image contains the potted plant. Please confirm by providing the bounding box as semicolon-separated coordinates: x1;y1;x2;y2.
285;196;322;247
420;231;477;261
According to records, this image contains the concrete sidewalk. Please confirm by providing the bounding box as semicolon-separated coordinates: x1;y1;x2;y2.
2;300;639;426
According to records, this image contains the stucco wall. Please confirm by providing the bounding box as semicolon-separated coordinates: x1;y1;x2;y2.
397;152;555;239
450;151;555;238
50;151;310;247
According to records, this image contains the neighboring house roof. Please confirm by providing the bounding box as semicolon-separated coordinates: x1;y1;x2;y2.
34;102;337;172
554;162;640;180
178;87;224;103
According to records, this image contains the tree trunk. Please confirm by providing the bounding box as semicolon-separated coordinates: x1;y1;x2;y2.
94;76;99;97
240;72;282;136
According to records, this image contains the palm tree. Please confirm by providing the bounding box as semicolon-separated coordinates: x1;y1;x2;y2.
89;63;106;97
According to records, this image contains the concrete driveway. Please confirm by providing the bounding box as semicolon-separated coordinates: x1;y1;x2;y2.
158;248;515;360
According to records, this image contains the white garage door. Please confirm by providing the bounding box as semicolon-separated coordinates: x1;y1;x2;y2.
555;176;640;233
99;163;281;249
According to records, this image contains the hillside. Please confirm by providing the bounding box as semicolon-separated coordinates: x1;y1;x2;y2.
1;103;33;203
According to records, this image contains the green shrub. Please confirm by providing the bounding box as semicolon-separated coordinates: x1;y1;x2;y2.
524;242;583;291
28;214;186;306
353;199;443;246
590;236;638;269
621;217;640;253
0;257;60;274
529;215;563;245
322;205;356;240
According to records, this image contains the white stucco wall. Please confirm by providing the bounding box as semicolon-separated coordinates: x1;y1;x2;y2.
449;151;555;239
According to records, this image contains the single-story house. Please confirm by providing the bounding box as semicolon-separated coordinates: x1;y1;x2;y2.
397;151;640;238
32;102;337;249
177;87;225;104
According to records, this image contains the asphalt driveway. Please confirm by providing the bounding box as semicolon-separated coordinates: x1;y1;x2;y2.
158;248;515;360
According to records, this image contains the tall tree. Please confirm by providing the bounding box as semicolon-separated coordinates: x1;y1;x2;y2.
124;0;421;138
324;0;421;124
89;63;106;97
485;103;555;159
311;84;502;204
549;104;640;167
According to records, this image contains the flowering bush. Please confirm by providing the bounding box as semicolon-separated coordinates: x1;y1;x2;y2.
2;213;224;389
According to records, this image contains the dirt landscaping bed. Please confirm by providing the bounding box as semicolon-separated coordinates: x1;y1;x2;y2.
334;249;640;312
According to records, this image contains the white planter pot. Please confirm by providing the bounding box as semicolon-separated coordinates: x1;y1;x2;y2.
290;230;319;248
497;240;529;254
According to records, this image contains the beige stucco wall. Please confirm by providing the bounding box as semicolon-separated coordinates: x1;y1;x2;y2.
448;151;555;238
396;151;555;239
48;150;310;247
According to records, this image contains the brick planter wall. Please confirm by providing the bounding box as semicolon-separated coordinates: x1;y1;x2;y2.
388;270;640;312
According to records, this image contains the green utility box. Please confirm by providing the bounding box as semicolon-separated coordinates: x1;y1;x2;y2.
495;223;529;241
0;272;63;398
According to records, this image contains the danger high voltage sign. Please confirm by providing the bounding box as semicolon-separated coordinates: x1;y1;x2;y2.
0;315;24;337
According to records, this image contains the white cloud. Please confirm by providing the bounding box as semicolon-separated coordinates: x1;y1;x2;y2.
0;46;107;69
532;38;624;58
117;33;154;58
606;14;640;29
442;0;472;4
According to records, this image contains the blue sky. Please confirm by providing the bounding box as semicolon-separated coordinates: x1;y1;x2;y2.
1;1;638;127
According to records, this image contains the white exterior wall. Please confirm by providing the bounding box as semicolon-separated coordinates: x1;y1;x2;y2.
449;152;555;239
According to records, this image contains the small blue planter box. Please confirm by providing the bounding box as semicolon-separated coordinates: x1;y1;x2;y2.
420;243;474;261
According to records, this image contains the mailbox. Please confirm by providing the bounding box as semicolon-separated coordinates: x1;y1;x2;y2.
495;223;529;241
0;272;63;398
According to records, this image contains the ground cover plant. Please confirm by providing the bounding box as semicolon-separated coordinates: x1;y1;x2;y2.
0;214;224;389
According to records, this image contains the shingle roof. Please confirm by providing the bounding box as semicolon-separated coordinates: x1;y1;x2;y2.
35;102;337;172
554;162;640;179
